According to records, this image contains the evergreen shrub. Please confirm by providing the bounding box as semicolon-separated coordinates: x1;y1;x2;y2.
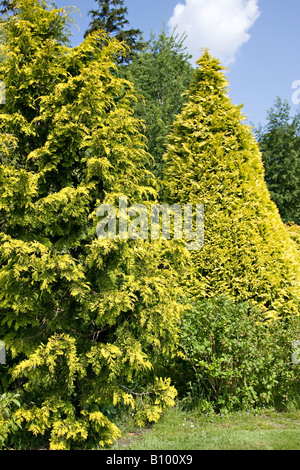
170;296;300;412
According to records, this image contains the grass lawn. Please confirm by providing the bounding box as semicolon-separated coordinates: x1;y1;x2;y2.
109;407;300;451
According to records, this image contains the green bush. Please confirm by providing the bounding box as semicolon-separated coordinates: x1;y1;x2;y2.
0;393;21;449
170;296;300;412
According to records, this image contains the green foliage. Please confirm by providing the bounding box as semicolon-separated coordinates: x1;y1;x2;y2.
163;50;300;317
256;97;300;224
84;0;143;63
0;0;185;449
124;28;194;179
1;1;299;451
171;296;300;412
0;0;16;14
286;222;300;249
0;392;21;448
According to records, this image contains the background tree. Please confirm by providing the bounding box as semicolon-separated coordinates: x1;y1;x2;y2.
84;0;143;63
0;0;186;449
163;50;300;318
0;0;16;14
256;97;300;224
124;28;194;180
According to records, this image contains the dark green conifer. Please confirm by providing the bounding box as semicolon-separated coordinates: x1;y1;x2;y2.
256;97;300;224
84;0;143;63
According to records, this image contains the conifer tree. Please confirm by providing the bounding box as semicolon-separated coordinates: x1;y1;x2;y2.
256;97;300;224
125;28;194;180
84;0;143;63
0;0;185;449
163;50;300;318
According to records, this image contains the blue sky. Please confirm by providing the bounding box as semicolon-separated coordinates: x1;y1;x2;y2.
54;0;300;129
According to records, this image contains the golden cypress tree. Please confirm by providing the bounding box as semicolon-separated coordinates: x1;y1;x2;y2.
163;50;300;318
0;0;186;449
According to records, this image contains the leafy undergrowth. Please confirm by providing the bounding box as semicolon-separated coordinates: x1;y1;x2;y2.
108;406;300;451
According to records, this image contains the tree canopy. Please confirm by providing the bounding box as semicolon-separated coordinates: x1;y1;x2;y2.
0;0;16;14
256;97;300;224
84;0;143;63
124;28;194;180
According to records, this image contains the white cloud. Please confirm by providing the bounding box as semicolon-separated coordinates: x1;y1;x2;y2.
168;0;260;66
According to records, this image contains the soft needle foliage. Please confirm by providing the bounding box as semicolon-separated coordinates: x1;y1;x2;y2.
163;50;300;318
0;0;186;449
